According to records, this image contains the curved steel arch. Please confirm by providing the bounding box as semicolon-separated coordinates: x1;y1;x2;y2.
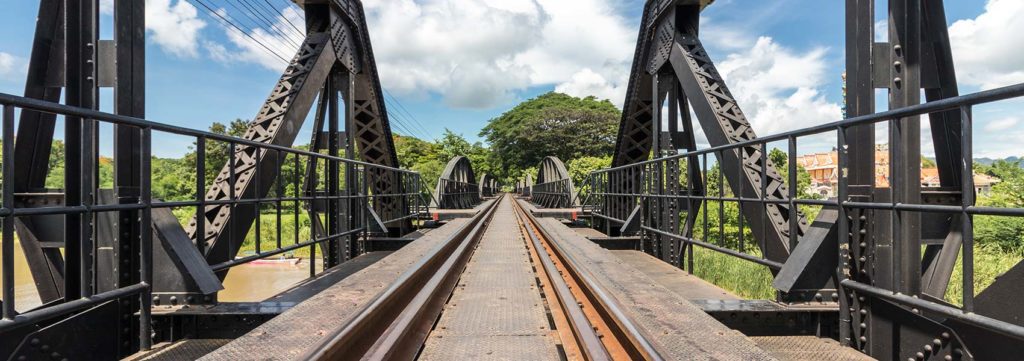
516;174;534;197
434;156;481;209
478;173;500;198
532;156;576;208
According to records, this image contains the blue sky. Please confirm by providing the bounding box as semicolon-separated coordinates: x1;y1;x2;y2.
0;0;1021;159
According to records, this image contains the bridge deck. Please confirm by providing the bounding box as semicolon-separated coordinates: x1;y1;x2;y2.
534;217;776;360
198;217;473;361
418;196;561;360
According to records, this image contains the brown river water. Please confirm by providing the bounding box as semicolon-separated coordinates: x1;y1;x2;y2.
1;241;318;312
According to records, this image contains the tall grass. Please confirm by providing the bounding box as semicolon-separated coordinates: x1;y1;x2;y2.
683;240;1021;303
690;247;776;299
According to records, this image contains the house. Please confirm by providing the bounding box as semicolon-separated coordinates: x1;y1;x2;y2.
795;144;999;198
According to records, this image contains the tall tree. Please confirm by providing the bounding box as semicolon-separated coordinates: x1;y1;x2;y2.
480;92;619;178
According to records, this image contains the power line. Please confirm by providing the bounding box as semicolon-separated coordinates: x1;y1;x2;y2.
236;0;305;46
261;0;306;38
383;89;433;139
188;0;292;64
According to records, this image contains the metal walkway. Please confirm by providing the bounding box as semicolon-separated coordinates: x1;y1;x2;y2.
419;196;561;360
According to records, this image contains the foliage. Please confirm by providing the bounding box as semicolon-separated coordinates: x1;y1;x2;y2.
480;92;619;180
567;155;611;190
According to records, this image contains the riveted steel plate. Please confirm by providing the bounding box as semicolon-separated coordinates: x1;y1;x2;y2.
751;336;875;361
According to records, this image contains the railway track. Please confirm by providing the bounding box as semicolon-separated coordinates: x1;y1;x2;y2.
302;194;663;360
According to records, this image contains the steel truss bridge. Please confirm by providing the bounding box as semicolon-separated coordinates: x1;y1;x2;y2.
0;0;1021;360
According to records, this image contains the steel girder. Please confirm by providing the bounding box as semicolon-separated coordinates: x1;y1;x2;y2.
478;173;499;198
612;2;810;266
188;1;405;270
12;0;67;303
533;156;576;209
433;156;479;209
667;31;809;264
186;28;337;272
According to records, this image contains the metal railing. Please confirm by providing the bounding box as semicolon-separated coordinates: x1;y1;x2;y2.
0;92;424;349
532;178;575;208
435;178;480;209
588;83;1024;342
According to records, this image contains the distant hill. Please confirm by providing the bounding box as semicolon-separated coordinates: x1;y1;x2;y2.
973;156;1022;166
923;156;1023;167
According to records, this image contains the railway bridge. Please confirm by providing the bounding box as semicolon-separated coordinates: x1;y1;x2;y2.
0;0;1022;360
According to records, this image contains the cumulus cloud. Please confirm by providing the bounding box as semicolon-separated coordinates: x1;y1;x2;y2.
362;0;635;109
210;6;305;72
949;0;1024;90
146;0;207;57
716;37;842;136
0;52;25;81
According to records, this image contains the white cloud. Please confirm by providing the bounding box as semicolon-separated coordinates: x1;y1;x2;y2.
211;6;305;72
984;117;1020;132
362;0;635;109
716;37;842;136
555;68;627;105
874;19;888;42
100;0;113;15
0;52;25;81
949;0;1024;90
146;0;207;57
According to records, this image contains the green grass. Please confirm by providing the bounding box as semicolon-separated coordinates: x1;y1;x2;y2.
944;245;1022;305
690;247;776;299
683;241;1021;303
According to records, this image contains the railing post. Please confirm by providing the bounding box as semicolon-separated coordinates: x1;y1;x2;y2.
139;127;153;350
3;104;17;320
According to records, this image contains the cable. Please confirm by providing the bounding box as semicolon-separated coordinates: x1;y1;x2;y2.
383;89;432;139
188;0;292;64
261;0;306;38
236;0;305;46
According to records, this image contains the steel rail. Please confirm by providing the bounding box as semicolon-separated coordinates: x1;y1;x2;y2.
517;199;665;361
301;197;501;360
511;198;611;361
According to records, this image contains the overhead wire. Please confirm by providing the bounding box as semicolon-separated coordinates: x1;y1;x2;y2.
263;0;305;36
209;0;297;53
190;0;431;142
236;0;305;46
188;0;293;64
382;89;433;139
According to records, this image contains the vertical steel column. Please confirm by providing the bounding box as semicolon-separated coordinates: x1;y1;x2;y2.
326;71;341;267
343;71;360;259
3;105;16;319
843;0;876;349
889;0;923;296
65;0;99;300
113;0;145;354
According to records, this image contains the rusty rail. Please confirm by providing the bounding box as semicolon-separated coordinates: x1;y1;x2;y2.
302;198;500;360
512;198;664;361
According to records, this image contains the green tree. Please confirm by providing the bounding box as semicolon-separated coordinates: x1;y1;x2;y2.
768;148;817;199
480;92;619;180
567;155;611;189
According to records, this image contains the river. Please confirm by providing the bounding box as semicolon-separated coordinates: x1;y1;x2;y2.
1;241;319;312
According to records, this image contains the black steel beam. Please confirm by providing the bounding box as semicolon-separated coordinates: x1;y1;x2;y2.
13;0;66;303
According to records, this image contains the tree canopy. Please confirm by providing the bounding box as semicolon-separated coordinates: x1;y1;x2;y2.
480;92;619;181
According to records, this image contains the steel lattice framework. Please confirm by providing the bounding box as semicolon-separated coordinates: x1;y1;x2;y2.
590;0;1024;359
